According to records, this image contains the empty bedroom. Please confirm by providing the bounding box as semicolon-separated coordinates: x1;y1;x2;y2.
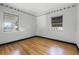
0;3;79;55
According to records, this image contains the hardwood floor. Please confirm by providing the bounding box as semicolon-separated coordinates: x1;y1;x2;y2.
0;37;78;55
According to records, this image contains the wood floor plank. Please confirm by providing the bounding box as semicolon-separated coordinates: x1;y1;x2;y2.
0;37;78;55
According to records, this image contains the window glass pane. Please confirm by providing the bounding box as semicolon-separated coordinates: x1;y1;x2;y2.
51;16;62;27
51;16;63;31
3;12;19;32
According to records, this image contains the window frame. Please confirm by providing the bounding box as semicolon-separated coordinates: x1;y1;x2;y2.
3;12;19;32
51;15;63;31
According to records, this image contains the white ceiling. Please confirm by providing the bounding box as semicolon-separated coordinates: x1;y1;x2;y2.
5;3;75;16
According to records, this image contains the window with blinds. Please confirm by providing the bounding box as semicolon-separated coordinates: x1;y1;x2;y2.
51;16;62;27
51;16;63;31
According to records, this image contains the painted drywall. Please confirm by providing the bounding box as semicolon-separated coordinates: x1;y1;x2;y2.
0;5;36;44
36;7;76;43
76;4;79;48
0;4;77;45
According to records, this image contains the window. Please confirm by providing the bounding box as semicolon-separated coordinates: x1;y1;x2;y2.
51;16;63;31
3;12;19;32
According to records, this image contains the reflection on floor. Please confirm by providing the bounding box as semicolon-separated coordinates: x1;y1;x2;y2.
0;37;78;55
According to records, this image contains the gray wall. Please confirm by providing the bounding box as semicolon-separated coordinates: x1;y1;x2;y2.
0;4;77;45
76;4;79;48
36;7;76;43
0;5;36;44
